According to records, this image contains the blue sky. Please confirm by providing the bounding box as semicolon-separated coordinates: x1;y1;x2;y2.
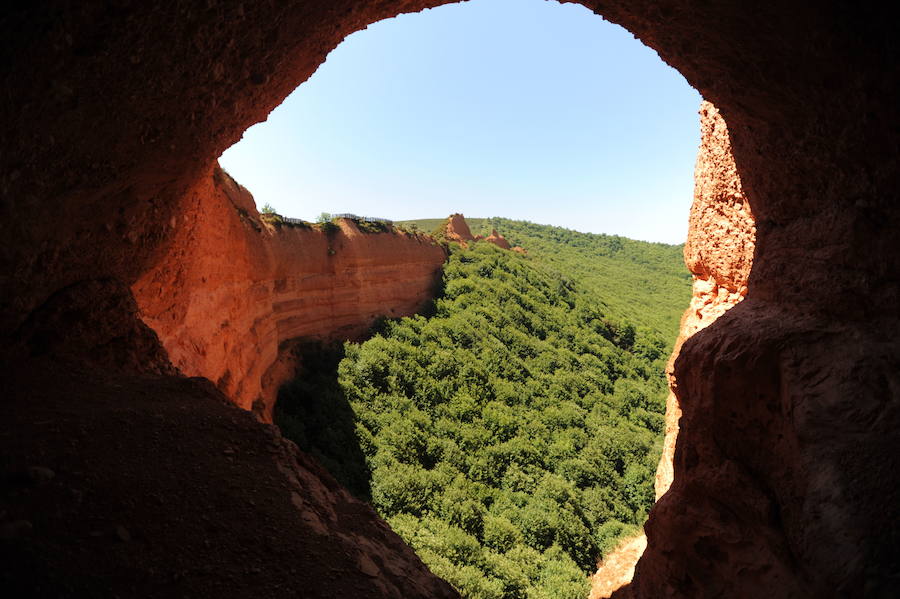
219;0;701;244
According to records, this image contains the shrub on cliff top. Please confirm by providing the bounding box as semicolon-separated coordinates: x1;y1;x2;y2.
356;219;392;234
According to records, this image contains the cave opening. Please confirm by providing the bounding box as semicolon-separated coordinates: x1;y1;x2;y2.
212;2;706;595
2;1;898;597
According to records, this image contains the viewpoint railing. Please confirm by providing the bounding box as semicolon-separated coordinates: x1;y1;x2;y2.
332;213;394;225
272;213;394;227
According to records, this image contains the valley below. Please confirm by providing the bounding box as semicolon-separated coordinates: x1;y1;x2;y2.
275;215;691;598
4;3;898;597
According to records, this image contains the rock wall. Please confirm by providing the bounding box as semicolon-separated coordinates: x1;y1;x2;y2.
627;100;899;595
655;101;755;499
132;166;446;419
3;1;899;597
1;355;459;599
594;100;755;599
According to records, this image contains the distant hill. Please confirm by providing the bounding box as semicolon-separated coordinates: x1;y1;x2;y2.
399;217;691;345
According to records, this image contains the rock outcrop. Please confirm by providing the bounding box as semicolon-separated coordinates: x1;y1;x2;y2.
483;229;511;250
593;100;755;598
444;213;476;246
444;216;518;251
655;100;755;499
133;166;446;420
2;2;899;597
627;104;898;595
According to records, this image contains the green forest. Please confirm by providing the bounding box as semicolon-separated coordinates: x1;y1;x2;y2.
277;218;690;599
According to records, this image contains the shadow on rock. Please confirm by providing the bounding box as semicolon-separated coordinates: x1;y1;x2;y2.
274;341;372;501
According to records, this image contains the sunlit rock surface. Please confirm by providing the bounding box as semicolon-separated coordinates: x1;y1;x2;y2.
483;229;512;250
133;166;446;420
594;100;755;598
656;100;755;499
445;213;477;246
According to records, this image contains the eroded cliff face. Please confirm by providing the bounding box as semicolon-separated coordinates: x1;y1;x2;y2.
655;101;755;499
444;215;517;251
132;166;446;420
627;100;899;594
593;100;755;599
483;229;512;250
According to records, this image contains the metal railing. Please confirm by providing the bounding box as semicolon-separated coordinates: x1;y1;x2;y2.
266;213;394;227
332;213;394;225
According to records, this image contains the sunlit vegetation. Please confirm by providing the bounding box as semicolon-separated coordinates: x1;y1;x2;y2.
277;220;690;599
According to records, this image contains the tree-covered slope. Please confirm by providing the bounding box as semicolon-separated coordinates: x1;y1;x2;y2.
277;221;690;599
400;217;691;342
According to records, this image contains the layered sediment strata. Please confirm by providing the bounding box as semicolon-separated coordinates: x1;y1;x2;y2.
132;166;446;419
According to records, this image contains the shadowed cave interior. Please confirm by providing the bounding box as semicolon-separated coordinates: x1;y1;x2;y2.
1;1;898;597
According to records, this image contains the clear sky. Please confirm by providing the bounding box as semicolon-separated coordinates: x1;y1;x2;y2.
219;0;702;244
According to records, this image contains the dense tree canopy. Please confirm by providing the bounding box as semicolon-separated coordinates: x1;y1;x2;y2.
278;219;690;599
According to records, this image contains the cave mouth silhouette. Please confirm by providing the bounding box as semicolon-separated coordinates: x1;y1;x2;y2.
2;1;898;597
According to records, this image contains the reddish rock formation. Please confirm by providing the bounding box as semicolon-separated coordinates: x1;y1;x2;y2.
1;358;458;599
483;229;511;250
656;100;756;499
2;2;899;597
627;96;896;594
444;213;476;247
594;100;755;598
445;216;517;251
133;166;446;420
590;534;648;599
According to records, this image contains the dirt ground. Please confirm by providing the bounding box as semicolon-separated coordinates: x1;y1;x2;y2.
589;533;647;599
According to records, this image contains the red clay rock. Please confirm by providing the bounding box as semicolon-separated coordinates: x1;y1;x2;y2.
626;93;898;595
445;216;514;251
595;101;756;598
1;359;458;598
132;166;446;420
444;213;476;247
684;102;755;297
590;534;647;599
656;101;755;500
483;229;511;250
